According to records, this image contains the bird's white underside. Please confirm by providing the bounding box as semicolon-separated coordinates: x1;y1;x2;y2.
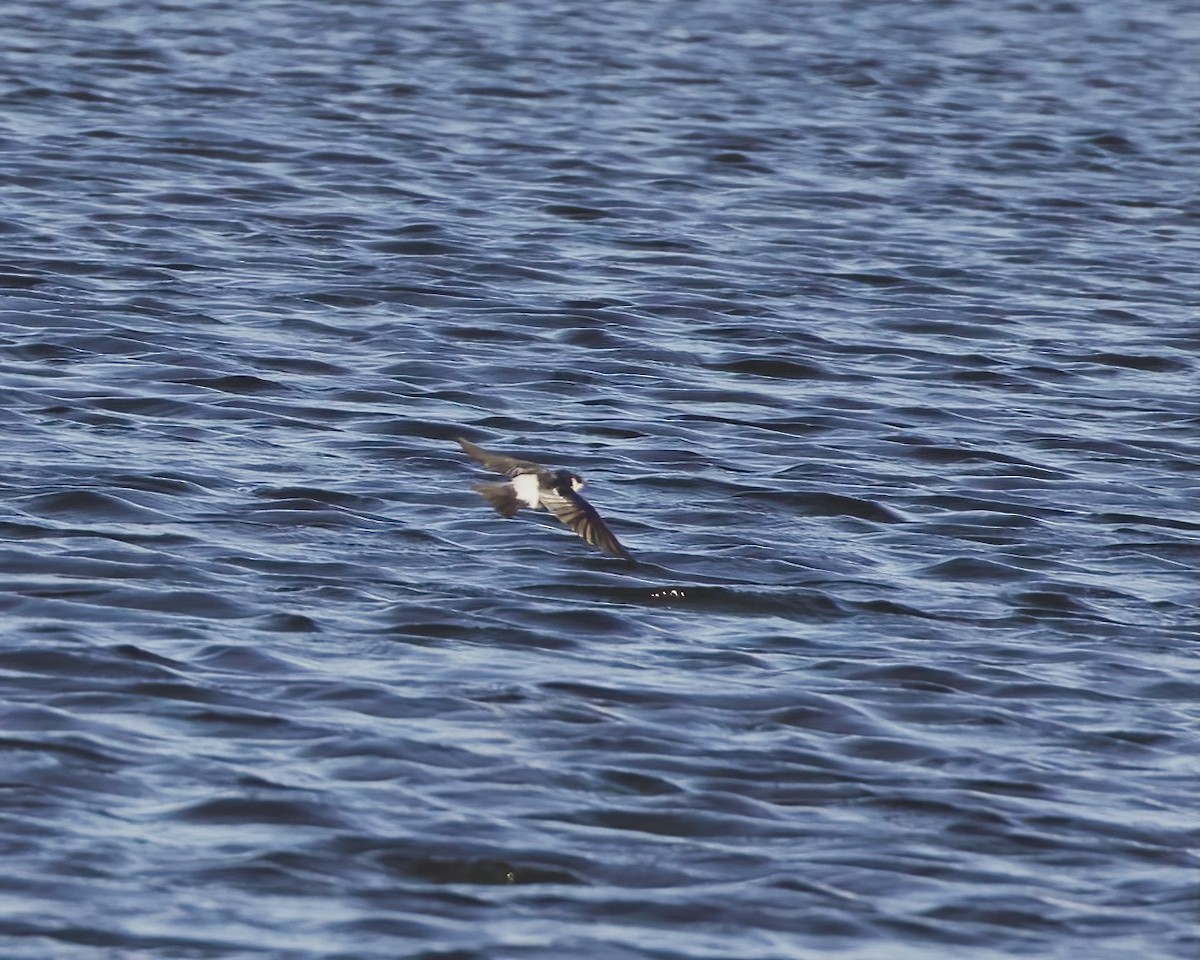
511;472;542;509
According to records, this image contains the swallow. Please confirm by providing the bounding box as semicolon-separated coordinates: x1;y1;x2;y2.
456;437;635;562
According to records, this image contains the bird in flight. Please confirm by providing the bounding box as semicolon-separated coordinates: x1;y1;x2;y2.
456;437;635;562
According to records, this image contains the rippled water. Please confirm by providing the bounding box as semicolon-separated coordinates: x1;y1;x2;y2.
2;1;1198;957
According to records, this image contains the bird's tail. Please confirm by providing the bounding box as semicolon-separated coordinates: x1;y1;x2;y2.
471;482;523;518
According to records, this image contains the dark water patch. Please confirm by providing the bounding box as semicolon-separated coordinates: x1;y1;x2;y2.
839;663;991;696
541;204;612;221
119;679;232;706
172;795;350;829
893;444;1055;472
848;597;973;621
109;472;219;496
0;551;198;588
366;239;470;257
186;644;309;678
279;682;472;721
325;916;442;942
1094;511;1200;533
1003;590;1116;621
918;557;1033;581
1071;351;1192;373
442;322;534;343
528;583;849;620
768;700;884;736
0;646;178;683
0;921;250;958
15;585;260;620
86;395;206;419
0;731;128;769
382;616;579;652
835;735;953;764
0;271;45;288
777;491;907;523
248;612;320;633
0;519;194;547
177;373;287;394
174;706;324;741
297;732;498;773
374;845;582;887
239;353;351;376
706;356;833;380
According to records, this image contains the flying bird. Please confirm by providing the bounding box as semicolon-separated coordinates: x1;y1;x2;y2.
456;437;635;562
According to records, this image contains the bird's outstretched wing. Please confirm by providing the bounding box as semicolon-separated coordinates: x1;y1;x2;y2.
539;485;635;562
457;437;543;477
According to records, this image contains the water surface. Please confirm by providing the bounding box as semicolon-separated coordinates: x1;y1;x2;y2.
1;1;1197;958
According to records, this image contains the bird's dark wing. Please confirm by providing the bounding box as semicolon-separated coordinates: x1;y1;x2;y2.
539;485;635;562
456;437;543;477
470;482;523;518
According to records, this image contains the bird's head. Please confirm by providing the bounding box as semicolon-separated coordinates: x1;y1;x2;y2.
553;469;585;492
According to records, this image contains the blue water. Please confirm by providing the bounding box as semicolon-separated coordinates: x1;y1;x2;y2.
2;1;1197;958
